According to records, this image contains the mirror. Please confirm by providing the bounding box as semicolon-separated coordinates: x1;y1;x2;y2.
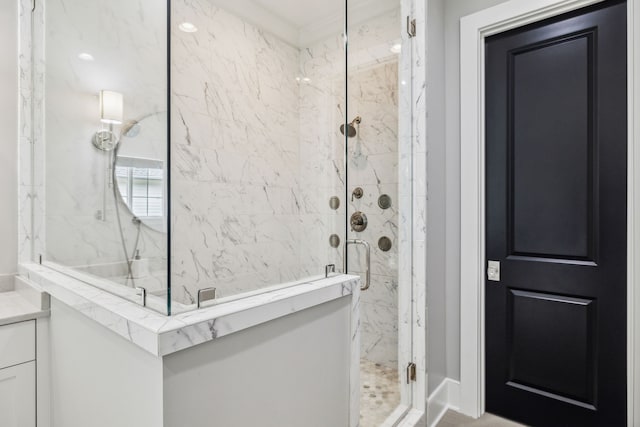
114;111;167;233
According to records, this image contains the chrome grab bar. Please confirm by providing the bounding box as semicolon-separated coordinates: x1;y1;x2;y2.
343;239;371;291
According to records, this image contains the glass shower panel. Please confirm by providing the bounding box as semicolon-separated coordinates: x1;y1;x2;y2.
345;1;410;424
169;0;348;309
43;0;170;313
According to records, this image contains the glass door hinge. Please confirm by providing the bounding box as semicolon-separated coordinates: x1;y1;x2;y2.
407;16;416;38
406;362;416;384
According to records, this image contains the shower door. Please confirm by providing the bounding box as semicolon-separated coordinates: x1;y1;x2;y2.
345;0;415;424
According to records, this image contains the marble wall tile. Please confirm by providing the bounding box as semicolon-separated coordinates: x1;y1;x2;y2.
361;324;399;367
170;1;405;306
361;274;398;308
411;0;428;410
18;0;37;264
171;0;305;302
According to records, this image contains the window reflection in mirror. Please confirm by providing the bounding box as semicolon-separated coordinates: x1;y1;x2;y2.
115;157;165;231
114;111;168;233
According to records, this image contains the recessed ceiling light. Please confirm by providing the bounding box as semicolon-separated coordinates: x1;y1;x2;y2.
78;52;94;61
390;43;402;54
179;22;198;33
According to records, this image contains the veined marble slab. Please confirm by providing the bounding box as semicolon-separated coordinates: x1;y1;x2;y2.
19;263;360;357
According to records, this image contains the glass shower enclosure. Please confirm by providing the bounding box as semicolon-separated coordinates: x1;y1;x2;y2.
40;0;413;423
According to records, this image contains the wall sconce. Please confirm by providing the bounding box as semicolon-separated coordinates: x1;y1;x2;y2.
92;90;124;151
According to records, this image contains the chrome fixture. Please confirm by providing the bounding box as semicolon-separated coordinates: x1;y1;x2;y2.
325;264;336;278
197;287;217;308
378;236;392;252
352;187;364;201
378;194;392;210
329;234;341;248
350;211;368;232
92;90;124;151
344;239;371;291
407;16;416;38
340;116;361;138
329;196;340;210
406;362;417;383
92;130;119;151
136;286;147;307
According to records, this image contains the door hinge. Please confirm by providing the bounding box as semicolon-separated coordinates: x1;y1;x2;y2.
406;362;416;384
407;16;416;38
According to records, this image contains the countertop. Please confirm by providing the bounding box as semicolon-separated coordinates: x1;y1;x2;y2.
0;277;50;326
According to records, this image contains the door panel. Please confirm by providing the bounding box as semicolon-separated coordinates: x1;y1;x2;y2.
485;1;627;425
511;33;594;260
508;290;596;406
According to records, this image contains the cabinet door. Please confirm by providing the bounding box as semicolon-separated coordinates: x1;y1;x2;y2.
0;362;36;427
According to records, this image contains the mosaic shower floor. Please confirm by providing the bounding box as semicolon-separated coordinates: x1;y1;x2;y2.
360;359;401;427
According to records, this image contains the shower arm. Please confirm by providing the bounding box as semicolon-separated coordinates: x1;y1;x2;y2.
343;239;371;291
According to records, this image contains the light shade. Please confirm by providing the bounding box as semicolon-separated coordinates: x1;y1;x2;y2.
99;90;123;124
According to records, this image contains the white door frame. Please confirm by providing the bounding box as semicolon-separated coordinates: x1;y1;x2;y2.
459;0;640;423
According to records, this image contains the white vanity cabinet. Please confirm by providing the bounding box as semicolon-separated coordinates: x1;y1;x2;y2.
0;320;36;427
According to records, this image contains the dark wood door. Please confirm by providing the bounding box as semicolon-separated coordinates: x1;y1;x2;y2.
485;1;627;425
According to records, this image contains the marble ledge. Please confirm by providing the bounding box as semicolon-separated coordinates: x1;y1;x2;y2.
18;263;360;357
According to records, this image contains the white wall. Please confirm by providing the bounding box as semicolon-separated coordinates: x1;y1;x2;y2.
171;0;303;303
426;0;447;394
424;0;511;385
0;0;18;285
163;297;352;427
49;299;164;427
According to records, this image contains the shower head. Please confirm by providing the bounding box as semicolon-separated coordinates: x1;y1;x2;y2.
340;116;361;138
122;120;141;138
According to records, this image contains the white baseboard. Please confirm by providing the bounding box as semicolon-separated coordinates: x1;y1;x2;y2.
380;404;410;427
426;378;461;427
396;409;426;427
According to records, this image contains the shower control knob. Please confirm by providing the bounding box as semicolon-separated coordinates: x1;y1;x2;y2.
352;187;364;201
350;211;368;232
